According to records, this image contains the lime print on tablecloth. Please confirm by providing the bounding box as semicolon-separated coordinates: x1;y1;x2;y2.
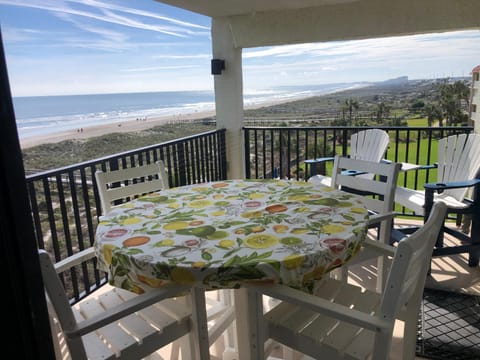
95;179;369;294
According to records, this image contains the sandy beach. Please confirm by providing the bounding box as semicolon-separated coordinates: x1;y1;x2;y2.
19;109;217;149
18;95;302;150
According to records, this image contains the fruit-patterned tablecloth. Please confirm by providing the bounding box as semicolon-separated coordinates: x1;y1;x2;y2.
95;179;369;294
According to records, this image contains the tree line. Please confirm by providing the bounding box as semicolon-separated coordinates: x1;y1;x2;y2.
332;79;470;127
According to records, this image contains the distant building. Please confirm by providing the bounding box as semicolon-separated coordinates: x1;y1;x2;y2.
470;65;480;133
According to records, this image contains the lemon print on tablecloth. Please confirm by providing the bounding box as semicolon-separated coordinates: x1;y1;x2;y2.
244;234;279;249
322;224;346;234
351;207;368;214
191;261;207;269
102;244;117;265
207;230;229;240
163;221;189;230
153;239;175;247
188;199;213;208
191;186;209;192
248;193;265;200
120;217;142;226
218;240;235;249
287;195;311;202
283;254;305;270
171;267;196;284
211;210;226;216
137;275;163;288
280;236;303;246
168;203;181;209
291;228;308;234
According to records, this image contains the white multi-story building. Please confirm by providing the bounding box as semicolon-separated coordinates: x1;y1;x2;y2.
470;65;480;134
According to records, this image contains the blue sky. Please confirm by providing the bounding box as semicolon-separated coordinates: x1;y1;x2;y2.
1;0;480;97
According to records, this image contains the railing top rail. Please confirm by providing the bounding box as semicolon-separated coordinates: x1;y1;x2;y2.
26;129;225;181
243;125;475;131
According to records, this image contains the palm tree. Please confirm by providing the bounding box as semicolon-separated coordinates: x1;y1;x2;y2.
439;80;470;126
342;98;359;125
375;102;390;124
424;103;443;127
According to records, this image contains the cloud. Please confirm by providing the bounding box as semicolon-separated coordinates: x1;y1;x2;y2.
1;27;43;42
152;54;210;60
0;0;208;37
122;65;200;72
66;0;208;30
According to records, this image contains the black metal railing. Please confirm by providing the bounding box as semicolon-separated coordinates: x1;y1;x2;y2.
29;125;475;302
243;125;474;211
27;129;226;302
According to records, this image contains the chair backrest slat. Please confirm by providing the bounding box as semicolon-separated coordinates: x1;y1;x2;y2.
437;134;480;201
350;128;390;162
331;155;401;215
95;160;169;215
381;202;447;319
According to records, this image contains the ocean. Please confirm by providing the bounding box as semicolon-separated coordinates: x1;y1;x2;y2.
12;82;369;139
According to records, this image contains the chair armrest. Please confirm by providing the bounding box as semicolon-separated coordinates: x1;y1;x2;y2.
247;283;391;332
362;238;396;256
423;178;480;218
347;238;396;265
366;211;397;227
304;156;334;164
65;284;190;338
382;159;437;172
54;247;96;274
424;178;480;193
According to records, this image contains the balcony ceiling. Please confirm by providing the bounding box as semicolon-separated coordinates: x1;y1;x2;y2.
155;0;358;18
156;0;480;47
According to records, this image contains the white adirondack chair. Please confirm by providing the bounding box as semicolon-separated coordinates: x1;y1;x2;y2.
394;133;480;266
248;201;448;360
307;128;390;187
329;155;402;292
95;160;169;216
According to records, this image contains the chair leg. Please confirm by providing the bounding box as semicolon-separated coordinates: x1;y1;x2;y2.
468;215;480;267
402;313;419;360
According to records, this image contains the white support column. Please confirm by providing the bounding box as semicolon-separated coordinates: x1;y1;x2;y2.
212;17;245;180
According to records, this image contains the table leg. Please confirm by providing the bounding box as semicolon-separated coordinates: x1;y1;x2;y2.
190;287;211;360
234;287;264;360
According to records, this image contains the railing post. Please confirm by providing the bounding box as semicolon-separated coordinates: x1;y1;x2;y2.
177;143;187;186
244;128;251;179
